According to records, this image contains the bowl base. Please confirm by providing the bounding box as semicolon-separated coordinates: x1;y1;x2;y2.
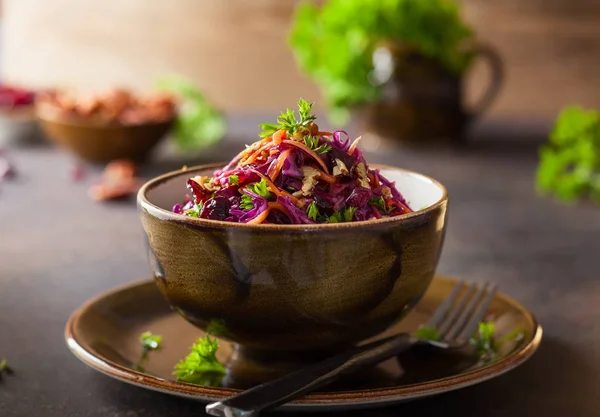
221;344;350;388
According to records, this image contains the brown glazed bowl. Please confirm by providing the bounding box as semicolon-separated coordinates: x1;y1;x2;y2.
138;163;448;370
35;105;173;164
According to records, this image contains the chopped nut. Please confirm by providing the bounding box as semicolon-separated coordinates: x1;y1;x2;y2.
332;158;349;176
191;175;221;192
301;166;320;196
381;186;392;198
355;162;370;189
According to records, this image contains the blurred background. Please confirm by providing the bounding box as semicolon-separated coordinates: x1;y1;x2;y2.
3;0;600;118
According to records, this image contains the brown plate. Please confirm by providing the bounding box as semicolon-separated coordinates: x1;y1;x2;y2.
65;276;542;411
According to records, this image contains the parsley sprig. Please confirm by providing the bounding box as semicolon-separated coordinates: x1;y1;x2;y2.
304;135;332;154
186;203;203;218
414;321;523;363
306;201;320;220
247;178;272;199
240;194;254;210
135;331;163;372
259;98;316;138
173;335;226;386
536;106;600;203
0;358;13;381
324;206;357;223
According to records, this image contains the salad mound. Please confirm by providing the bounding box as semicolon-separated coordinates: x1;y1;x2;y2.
174;99;412;224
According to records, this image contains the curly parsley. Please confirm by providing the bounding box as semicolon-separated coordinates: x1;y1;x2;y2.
0;358;13;381
304;135;332;154
247;178;272;199
536;106;600;203
173;335;225;386
259;98;316;138
306;201;320;220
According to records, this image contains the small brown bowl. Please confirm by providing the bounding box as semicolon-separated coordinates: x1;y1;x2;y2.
137;163;448;375
35;103;173;164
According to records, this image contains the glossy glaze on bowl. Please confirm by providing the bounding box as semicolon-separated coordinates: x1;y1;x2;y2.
138;164;448;356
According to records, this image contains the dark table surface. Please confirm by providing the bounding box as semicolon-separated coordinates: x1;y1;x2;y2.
1;119;599;417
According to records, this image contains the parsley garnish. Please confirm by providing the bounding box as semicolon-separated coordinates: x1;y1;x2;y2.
240;194;254;210
173;335;226;386
325;207;356;223
536;106;600;203
470;322;524;363
134;331;162;372
306;201;320;220
304;135;332;154
259;98;316;138
414;321;523;363
247;179;272;199
369;196;386;210
327;211;343;223
228;175;239;185
343;206;357;222
0;358;13;381
186;203;203;217
413;325;441;341
289;0;473;124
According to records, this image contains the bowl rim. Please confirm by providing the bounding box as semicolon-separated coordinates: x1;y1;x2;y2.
137;162;448;230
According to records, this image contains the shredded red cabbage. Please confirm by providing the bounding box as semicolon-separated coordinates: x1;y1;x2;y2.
174;100;412;224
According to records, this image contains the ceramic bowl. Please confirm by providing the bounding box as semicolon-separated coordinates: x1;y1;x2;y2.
35;103;173;164
137;163;448;365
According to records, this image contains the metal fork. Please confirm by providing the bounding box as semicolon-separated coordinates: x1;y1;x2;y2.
206;280;497;417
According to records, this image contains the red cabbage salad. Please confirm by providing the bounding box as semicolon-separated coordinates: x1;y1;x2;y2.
173;99;412;224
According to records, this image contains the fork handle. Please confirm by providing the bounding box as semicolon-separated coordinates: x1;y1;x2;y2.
205;333;416;417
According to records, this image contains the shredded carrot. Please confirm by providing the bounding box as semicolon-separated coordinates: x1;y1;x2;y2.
389;199;412;214
268;201;291;217
225;137;271;170
318;131;334;136
267;149;292;182
398;201;413;213
368;172;380;188
247;208;271;224
249;169;303;207
282;140;330;174
273;130;287;145
242;142;274;165
347;136;362;155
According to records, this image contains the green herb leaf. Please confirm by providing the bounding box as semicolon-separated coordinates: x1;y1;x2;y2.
369;196;386;210
259;98;316;137
413;325;441;341
0;358;13;380
186;203;203;218
327;211;343;223
228;175;239;185
343;206;357;222
304;135;332;154
135;331;163;372
289;0;473;125
469;321;524;363
536;106;600;204
247;179;272;199
240;194;255;210
157;75;226;150
173;335;225;386
140;331;163;351
306;201;320;220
